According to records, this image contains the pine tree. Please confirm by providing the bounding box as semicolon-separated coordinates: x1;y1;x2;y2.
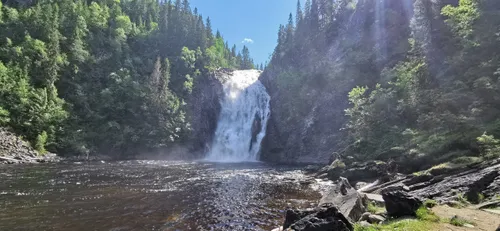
296;0;303;26
206;17;214;46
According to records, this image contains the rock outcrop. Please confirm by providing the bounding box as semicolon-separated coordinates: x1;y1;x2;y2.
283;205;353;231
0;128;58;164
319;177;366;222
187;70;225;158
381;189;422;218
361;160;500;206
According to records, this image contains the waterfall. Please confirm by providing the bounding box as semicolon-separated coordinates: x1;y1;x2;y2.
205;70;271;162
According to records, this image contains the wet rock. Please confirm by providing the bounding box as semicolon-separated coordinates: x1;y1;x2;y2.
382;189;422;218
285;205;353;231
319;177;366;222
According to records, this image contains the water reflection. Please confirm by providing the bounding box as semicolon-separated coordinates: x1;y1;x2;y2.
0;161;321;231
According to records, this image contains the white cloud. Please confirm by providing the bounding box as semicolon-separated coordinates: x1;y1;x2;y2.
241;38;254;44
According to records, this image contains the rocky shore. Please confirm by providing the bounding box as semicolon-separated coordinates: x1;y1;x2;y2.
0;128;59;164
274;159;500;231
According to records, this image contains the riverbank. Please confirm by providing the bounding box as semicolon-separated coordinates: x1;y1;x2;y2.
0;128;60;164
274;158;500;230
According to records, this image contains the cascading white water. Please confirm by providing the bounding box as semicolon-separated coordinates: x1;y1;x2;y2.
205;70;271;162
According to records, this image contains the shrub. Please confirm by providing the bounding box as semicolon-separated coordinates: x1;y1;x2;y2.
451;156;482;165
34;131;48;155
423;199;438;208
449;216;475;227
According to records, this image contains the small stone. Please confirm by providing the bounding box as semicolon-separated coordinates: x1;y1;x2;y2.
367;214;385;224
359;212;371;222
463;224;474;228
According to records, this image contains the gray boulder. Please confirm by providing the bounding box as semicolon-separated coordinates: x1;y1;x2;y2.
382;189;422;218
319;177;366;222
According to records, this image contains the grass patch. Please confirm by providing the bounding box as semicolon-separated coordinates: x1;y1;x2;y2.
423;199;438;208
416;206;440;222
367;201;386;214
456;193;469;205
449;216;475;227
354;219;436;231
451;156;482;165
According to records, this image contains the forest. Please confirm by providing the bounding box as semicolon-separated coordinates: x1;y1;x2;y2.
0;0;257;157
263;0;500;169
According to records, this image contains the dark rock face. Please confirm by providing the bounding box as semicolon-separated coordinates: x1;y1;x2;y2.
188;72;225;158
284;209;317;229
258;0;414;164
0;128;57;164
284;205;353;231
323;160;389;183
382;189;422;218
409;161;500;202
319;177;366;222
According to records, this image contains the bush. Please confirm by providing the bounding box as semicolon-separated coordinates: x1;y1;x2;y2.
451;156;482;165
449;216;475;227
34;131;48;155
423;199;438;208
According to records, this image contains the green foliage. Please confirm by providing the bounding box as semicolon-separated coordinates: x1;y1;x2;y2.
415;206;440;222
35;131;48;155
354;219;435;231
449;216;475;227
0;0;255;157
477;133;500;160
366;201;385;214
423;200;438;209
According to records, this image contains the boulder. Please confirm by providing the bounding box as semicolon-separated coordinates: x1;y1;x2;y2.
285;205;353;231
363;193;385;207
367;214;385;224
319;177;366;222
325;159;346;180
342;161;388;182
284;208;317;229
382;189;422;218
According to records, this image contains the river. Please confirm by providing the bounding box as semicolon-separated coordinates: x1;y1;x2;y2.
0;161;325;231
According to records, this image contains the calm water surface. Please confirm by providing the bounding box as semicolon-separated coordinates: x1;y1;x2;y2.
0;161;324;231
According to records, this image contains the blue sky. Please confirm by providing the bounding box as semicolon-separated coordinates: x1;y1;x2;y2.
190;0;299;66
